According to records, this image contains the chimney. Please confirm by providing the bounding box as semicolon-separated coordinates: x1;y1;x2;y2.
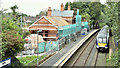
48;7;52;16
68;2;71;10
61;3;64;11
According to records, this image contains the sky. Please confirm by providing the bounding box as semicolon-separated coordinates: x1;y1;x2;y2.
1;0;106;16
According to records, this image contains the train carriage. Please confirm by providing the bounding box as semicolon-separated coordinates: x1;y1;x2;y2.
96;25;109;51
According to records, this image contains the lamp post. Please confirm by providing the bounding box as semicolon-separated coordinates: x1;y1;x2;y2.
37;29;42;67
18;13;22;28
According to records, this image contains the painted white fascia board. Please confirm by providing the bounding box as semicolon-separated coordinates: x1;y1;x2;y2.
29;16;44;28
29;16;58;28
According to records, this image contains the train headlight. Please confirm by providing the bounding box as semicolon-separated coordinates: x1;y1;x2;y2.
105;45;108;49
105;47;108;49
96;46;99;48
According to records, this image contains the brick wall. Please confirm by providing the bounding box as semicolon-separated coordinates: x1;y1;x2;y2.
48;30;57;37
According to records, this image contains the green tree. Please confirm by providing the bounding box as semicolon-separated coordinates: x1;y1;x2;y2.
39;11;46;17
10;5;19;22
1;19;26;59
64;2;101;29
88;2;101;28
64;2;73;10
2;30;24;59
10;5;18;16
101;2;120;66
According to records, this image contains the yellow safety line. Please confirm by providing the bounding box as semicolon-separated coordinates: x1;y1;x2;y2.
53;29;98;66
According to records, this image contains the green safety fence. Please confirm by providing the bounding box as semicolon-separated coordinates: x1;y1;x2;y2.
38;41;59;53
45;41;59;52
38;42;45;53
83;21;88;29
45;42;51;52
58;9;82;38
70;24;76;34
58;23;81;38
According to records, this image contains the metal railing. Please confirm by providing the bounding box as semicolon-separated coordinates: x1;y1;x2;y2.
25;48;56;66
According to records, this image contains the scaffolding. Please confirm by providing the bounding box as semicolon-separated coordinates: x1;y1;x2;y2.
38;9;89;53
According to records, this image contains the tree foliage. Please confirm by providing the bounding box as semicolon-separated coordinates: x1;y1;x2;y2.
39;11;47;17
64;2;73;10
10;5;18;16
64;2;101;29
1;19;25;59
2;30;24;58
100;2;120;66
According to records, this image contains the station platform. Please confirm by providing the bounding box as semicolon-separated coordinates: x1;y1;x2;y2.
40;29;98;66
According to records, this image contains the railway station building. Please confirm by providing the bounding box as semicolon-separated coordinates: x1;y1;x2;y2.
29;16;69;41
29;3;74;42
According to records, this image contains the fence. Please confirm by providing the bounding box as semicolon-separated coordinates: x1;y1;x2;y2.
58;24;81;38
25;48;56;66
38;40;59;53
38;31;81;53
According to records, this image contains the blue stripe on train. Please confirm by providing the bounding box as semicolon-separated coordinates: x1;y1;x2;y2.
96;40;98;46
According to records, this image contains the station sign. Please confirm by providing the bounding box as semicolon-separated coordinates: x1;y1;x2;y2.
0;58;11;68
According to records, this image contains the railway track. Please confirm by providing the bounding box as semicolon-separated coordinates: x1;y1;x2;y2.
62;31;108;67
63;32;98;66
95;52;108;67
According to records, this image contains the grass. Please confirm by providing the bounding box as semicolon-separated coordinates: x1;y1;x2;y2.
106;36;119;66
17;55;46;66
106;51;118;66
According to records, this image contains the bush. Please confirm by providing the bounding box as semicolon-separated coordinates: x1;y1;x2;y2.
106;50;118;66
1;19;25;59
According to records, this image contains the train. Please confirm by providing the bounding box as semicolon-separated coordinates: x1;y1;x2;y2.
96;25;109;52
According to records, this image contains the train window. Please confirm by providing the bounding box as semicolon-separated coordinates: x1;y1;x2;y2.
98;38;102;43
103;38;106;43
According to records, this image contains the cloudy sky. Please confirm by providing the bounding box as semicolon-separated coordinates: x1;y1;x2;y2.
1;0;106;16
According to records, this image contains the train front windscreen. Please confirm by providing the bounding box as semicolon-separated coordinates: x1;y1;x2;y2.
98;37;107;43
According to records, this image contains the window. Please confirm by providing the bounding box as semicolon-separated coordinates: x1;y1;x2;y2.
45;31;48;37
98;37;107;43
38;31;43;36
103;38;106;43
98;38;102;43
